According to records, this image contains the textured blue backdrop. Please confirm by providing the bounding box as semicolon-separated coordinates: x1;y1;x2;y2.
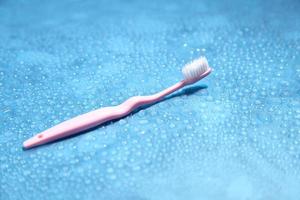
0;0;300;199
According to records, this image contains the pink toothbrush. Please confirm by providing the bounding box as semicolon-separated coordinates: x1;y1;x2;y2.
23;57;212;149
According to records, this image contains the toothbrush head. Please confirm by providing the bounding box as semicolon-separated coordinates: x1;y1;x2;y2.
182;56;212;85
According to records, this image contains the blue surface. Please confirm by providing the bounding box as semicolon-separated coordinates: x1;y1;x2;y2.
1;0;300;199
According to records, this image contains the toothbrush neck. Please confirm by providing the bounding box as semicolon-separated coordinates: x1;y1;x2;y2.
153;80;186;100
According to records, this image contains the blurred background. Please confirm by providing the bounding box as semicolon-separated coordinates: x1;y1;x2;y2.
0;0;300;199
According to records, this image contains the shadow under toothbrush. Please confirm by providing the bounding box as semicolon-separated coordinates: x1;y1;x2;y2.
24;84;207;150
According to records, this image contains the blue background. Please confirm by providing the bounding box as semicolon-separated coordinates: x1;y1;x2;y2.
1;0;300;199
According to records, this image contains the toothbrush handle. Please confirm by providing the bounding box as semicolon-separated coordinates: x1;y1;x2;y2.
23;106;121;148
23;81;186;149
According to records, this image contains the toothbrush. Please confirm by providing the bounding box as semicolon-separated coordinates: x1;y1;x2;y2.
23;57;212;149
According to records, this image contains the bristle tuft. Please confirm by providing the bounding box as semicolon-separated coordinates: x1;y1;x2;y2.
182;56;209;80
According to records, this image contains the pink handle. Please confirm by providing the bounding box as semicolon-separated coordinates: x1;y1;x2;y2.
23;81;186;149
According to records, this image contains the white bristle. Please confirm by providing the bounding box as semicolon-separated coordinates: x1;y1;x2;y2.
182;56;209;80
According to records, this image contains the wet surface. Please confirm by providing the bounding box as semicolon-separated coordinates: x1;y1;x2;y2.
0;0;300;199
